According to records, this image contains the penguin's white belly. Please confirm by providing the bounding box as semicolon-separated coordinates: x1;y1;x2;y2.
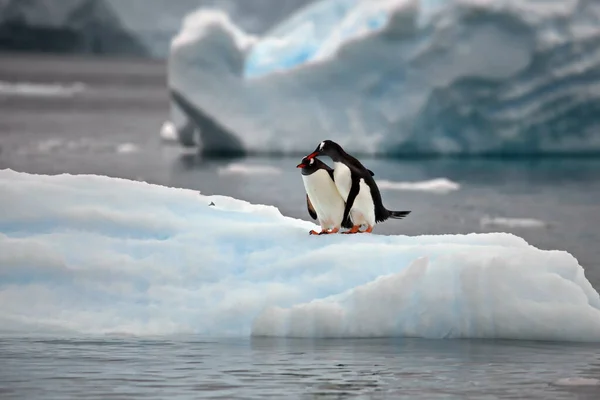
301;171;345;228
333;162;376;227
351;181;376;227
333;162;352;199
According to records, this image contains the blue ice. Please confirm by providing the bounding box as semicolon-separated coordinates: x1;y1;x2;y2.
1;169;600;341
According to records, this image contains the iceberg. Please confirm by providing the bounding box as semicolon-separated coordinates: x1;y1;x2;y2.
1;168;600;341
167;0;600;156
0;0;312;58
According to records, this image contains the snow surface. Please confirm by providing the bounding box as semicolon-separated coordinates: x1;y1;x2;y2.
167;0;600;156
171;8;256;52
1;169;600;341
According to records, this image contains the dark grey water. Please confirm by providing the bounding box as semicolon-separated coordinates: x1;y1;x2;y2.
2;335;600;400
2;54;600;399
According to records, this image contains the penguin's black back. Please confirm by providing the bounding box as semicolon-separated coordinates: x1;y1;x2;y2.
334;148;393;223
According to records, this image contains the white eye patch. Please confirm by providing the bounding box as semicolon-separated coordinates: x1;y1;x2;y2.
309;158;315;165
319;141;325;150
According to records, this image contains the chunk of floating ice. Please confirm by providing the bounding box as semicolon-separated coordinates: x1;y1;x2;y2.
552;377;600;387
0;81;86;97
377;178;461;194
0;169;599;341
159;121;179;142
217;163;282;176
480;217;547;229
116;143;140;154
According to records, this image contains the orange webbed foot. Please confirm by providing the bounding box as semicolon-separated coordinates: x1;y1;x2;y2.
342;225;361;234
318;226;341;235
310;228;339;235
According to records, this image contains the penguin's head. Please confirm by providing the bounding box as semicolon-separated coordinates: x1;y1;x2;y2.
296;156;316;169
306;140;341;160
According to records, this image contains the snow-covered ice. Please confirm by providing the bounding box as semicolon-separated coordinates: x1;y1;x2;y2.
1;169;600;341
167;0;600;156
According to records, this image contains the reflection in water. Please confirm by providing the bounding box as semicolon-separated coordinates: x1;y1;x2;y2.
3;335;600;399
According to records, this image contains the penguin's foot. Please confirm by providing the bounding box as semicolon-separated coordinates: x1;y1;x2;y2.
310;227;339;235
363;225;373;234
320;227;339;235
342;225;361;234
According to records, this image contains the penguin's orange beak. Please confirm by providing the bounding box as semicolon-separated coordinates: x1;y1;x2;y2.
296;163;306;168
306;151;319;160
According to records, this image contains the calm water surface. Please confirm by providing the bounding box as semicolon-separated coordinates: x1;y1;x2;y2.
2;335;600;399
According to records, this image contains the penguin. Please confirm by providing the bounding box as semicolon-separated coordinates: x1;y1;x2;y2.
296;156;354;235
305;140;411;234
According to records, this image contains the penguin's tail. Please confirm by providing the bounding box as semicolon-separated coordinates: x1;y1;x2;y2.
388;210;411;219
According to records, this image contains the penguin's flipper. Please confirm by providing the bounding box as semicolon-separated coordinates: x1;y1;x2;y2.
342;177;360;225
327;169;335;181
368;169;375;176
306;194;318;220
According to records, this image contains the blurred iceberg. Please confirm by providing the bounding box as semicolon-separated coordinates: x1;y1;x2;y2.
167;0;600;156
0;0;311;58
